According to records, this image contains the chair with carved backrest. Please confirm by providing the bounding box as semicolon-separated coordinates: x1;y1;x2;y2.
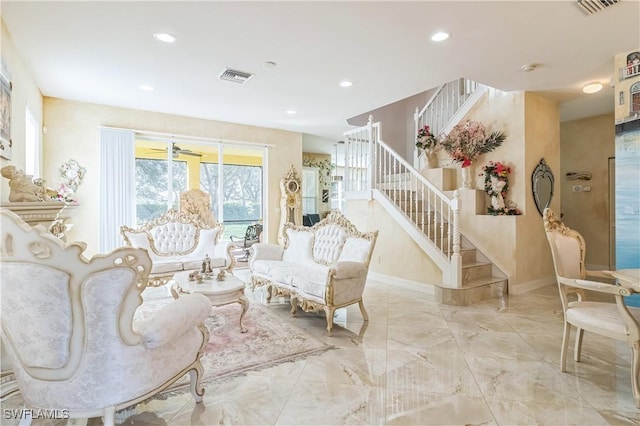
179;189;216;227
230;223;263;262
543;207;640;407
0;209;212;425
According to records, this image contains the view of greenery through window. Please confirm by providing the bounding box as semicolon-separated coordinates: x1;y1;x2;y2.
135;156;262;240
135;159;187;225
200;163;262;239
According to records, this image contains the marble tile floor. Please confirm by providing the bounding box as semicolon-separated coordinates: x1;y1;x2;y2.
3;273;639;426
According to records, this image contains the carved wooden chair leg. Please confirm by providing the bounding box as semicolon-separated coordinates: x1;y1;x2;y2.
560;322;570;372
574;327;584;362
632;341;640;408
324;306;336;336
358;299;369;322
290;295;298;316
189;361;205;402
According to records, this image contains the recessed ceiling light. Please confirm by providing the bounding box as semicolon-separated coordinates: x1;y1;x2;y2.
153;33;176;43
582;82;603;94
521;63;537;72
340;81;353;88
286;110;297;115
431;32;450;42
139;85;155;92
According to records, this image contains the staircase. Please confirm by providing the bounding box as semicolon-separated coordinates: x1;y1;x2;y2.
343;78;507;305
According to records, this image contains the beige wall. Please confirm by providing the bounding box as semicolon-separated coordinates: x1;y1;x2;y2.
560;114;614;269
349;90;435;161
438;89;559;290
519;92;561;286
345;199;442;284
0;20;43;198
42;98;302;255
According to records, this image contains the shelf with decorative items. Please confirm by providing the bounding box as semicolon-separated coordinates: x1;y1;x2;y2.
0;159;85;240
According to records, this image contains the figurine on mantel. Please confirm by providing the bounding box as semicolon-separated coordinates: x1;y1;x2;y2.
1;165;53;202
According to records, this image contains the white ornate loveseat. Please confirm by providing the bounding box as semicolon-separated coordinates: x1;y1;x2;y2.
121;209;234;286
0;209;211;426
250;210;378;335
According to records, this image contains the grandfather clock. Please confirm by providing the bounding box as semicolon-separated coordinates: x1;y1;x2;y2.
279;165;302;245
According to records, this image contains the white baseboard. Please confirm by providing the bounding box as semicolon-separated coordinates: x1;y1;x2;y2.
509;276;555;295
367;272;435;295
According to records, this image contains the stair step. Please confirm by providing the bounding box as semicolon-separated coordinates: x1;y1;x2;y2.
461;275;508;289
462;262;493;282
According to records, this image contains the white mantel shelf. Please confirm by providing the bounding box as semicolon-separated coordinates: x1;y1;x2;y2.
1;201;79;226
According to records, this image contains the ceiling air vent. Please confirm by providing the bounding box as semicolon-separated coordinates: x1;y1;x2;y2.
219;68;254;84
576;0;620;15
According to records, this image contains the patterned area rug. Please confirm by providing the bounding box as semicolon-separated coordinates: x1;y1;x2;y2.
137;297;331;387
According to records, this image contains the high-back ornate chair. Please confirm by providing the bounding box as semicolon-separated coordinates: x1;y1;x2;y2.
0;209;212;425
179;189;216;227
230;223;263;261
543;208;640;407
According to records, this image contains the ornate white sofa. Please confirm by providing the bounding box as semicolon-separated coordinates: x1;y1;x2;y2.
250;210;378;335
121;209;234;286
0;209;211;426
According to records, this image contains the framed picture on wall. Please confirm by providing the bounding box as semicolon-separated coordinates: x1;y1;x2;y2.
0;68;12;160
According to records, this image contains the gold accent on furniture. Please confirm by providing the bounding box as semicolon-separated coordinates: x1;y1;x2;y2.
279;165;302;245
120;209;235;287
0;209;211;425
251;209;378;335
179;189;216;227
543;208;640;407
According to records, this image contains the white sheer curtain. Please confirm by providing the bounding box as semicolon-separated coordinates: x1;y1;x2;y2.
99;128;135;253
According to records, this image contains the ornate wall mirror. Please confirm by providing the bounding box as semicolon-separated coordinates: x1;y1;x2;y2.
532;158;554;216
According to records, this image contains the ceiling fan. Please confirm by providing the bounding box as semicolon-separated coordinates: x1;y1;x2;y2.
148;143;202;158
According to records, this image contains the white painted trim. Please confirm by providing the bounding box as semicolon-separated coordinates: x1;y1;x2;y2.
367;272;435;295
440;85;488;136
509;276;555;295
372;190;450;271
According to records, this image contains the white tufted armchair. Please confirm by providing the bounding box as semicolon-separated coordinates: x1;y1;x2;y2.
0;209;212;425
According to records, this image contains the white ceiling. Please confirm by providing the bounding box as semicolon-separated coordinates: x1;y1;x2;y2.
3;1;638;151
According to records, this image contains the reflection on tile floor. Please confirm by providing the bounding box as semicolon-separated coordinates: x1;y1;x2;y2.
3;272;639;425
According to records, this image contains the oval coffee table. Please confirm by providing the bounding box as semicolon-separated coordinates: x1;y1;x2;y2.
171;270;249;333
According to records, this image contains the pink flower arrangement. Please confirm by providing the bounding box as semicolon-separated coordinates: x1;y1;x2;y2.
415;125;439;154
441;121;506;168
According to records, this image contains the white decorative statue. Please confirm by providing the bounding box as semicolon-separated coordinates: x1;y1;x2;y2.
1;165;52;202
489;175;506;212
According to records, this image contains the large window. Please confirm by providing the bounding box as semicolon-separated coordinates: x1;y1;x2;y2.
302;168;318;214
201;163;262;239
135;158;187;225
134;140;265;239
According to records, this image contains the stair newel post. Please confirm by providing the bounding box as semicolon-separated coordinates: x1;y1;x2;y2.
450;190;462;288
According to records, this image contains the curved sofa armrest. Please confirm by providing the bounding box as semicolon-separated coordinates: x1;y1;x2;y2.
138;294;211;349
250;243;284;264
331;261;367;280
